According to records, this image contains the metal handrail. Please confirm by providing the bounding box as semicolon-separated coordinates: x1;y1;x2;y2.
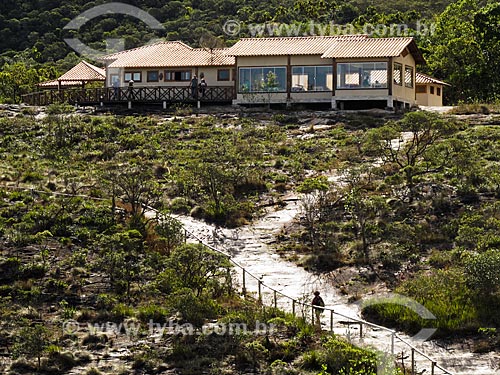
150;207;454;375
0;185;454;375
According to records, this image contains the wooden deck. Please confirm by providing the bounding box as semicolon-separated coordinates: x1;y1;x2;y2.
21;86;236;106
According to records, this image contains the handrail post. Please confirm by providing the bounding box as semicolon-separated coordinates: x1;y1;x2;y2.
242;270;246;296
391;332;395;355
411;348;415;374
311;306;315;325
292;299;295;317
431;361;436;375
359;322;363;338
273;290;277;309
258;279;262;303
330;310;334;332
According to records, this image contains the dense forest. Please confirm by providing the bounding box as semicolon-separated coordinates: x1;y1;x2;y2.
1;0;500;103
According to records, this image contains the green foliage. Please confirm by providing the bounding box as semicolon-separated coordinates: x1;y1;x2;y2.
97;229;144;298
425;0;500;103
364;268;479;335
154;212;185;254
364;111;458;199
12;322;50;369
169;288;221;327
465;250;500;296
167;243;232;297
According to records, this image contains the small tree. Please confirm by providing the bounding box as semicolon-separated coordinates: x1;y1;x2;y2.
263;70;278;109
364;111;458;201
167;243;232;297
98;230;144;300
297;176;331;249
12;323;50;370
154;212;185;254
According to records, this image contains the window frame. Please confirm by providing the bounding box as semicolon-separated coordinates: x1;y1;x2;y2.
336;62;388;90
430;86;435;94
291;65;333;92
238;66;287;93
217;69;230;81
147;70;159;82
393;63;403;86
164;70;192;82
404;66;414;88
110;74;120;87
437;87;441;96
124;71;142;83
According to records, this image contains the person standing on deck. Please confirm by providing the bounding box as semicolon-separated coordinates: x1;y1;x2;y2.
190;75;198;99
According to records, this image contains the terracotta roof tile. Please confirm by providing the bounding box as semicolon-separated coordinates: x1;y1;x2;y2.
58;61;105;81
38;61;105;87
102;41;235;68
322;37;425;64
226;35;368;56
416;72;450;86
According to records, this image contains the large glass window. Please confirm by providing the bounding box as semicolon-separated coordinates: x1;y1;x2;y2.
238;67;286;93
336;62;388;89
405;66;414;88
292;66;333;92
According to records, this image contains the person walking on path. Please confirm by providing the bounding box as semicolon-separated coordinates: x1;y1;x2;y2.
312;291;325;330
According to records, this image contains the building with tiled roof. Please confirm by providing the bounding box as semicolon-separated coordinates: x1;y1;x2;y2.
415;72;450;106
38;61;105;89
226;35;430;109
101;41;235;92
24;36;445;108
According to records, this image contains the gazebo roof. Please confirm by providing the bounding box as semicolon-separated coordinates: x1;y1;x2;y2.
38;61;106;88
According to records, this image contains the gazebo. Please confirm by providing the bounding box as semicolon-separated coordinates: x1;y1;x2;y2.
38;61;106;91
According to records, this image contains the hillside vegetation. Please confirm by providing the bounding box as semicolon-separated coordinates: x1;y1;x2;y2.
0;106;401;374
1;105;500;373
1;0;500;103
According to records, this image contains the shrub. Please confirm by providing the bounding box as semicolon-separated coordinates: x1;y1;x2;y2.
465;250;500;296
137;304;169;323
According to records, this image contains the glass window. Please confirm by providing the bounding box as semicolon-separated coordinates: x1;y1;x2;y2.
110;74;119;86
147;71;159;82
437;87;441;96
430;86;434;94
337;62;388;89
164;70;191;81
292;66;333;91
124;72;141;82
393;63;402;85
404;66;414;88
238;67;286;93
218;69;230;81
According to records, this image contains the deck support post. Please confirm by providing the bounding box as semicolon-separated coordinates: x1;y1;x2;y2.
163;101;167;109
331;98;336;109
197;100;200;109
128;101;132;109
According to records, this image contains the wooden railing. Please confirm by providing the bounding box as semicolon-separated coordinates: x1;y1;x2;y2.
21;86;236;106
